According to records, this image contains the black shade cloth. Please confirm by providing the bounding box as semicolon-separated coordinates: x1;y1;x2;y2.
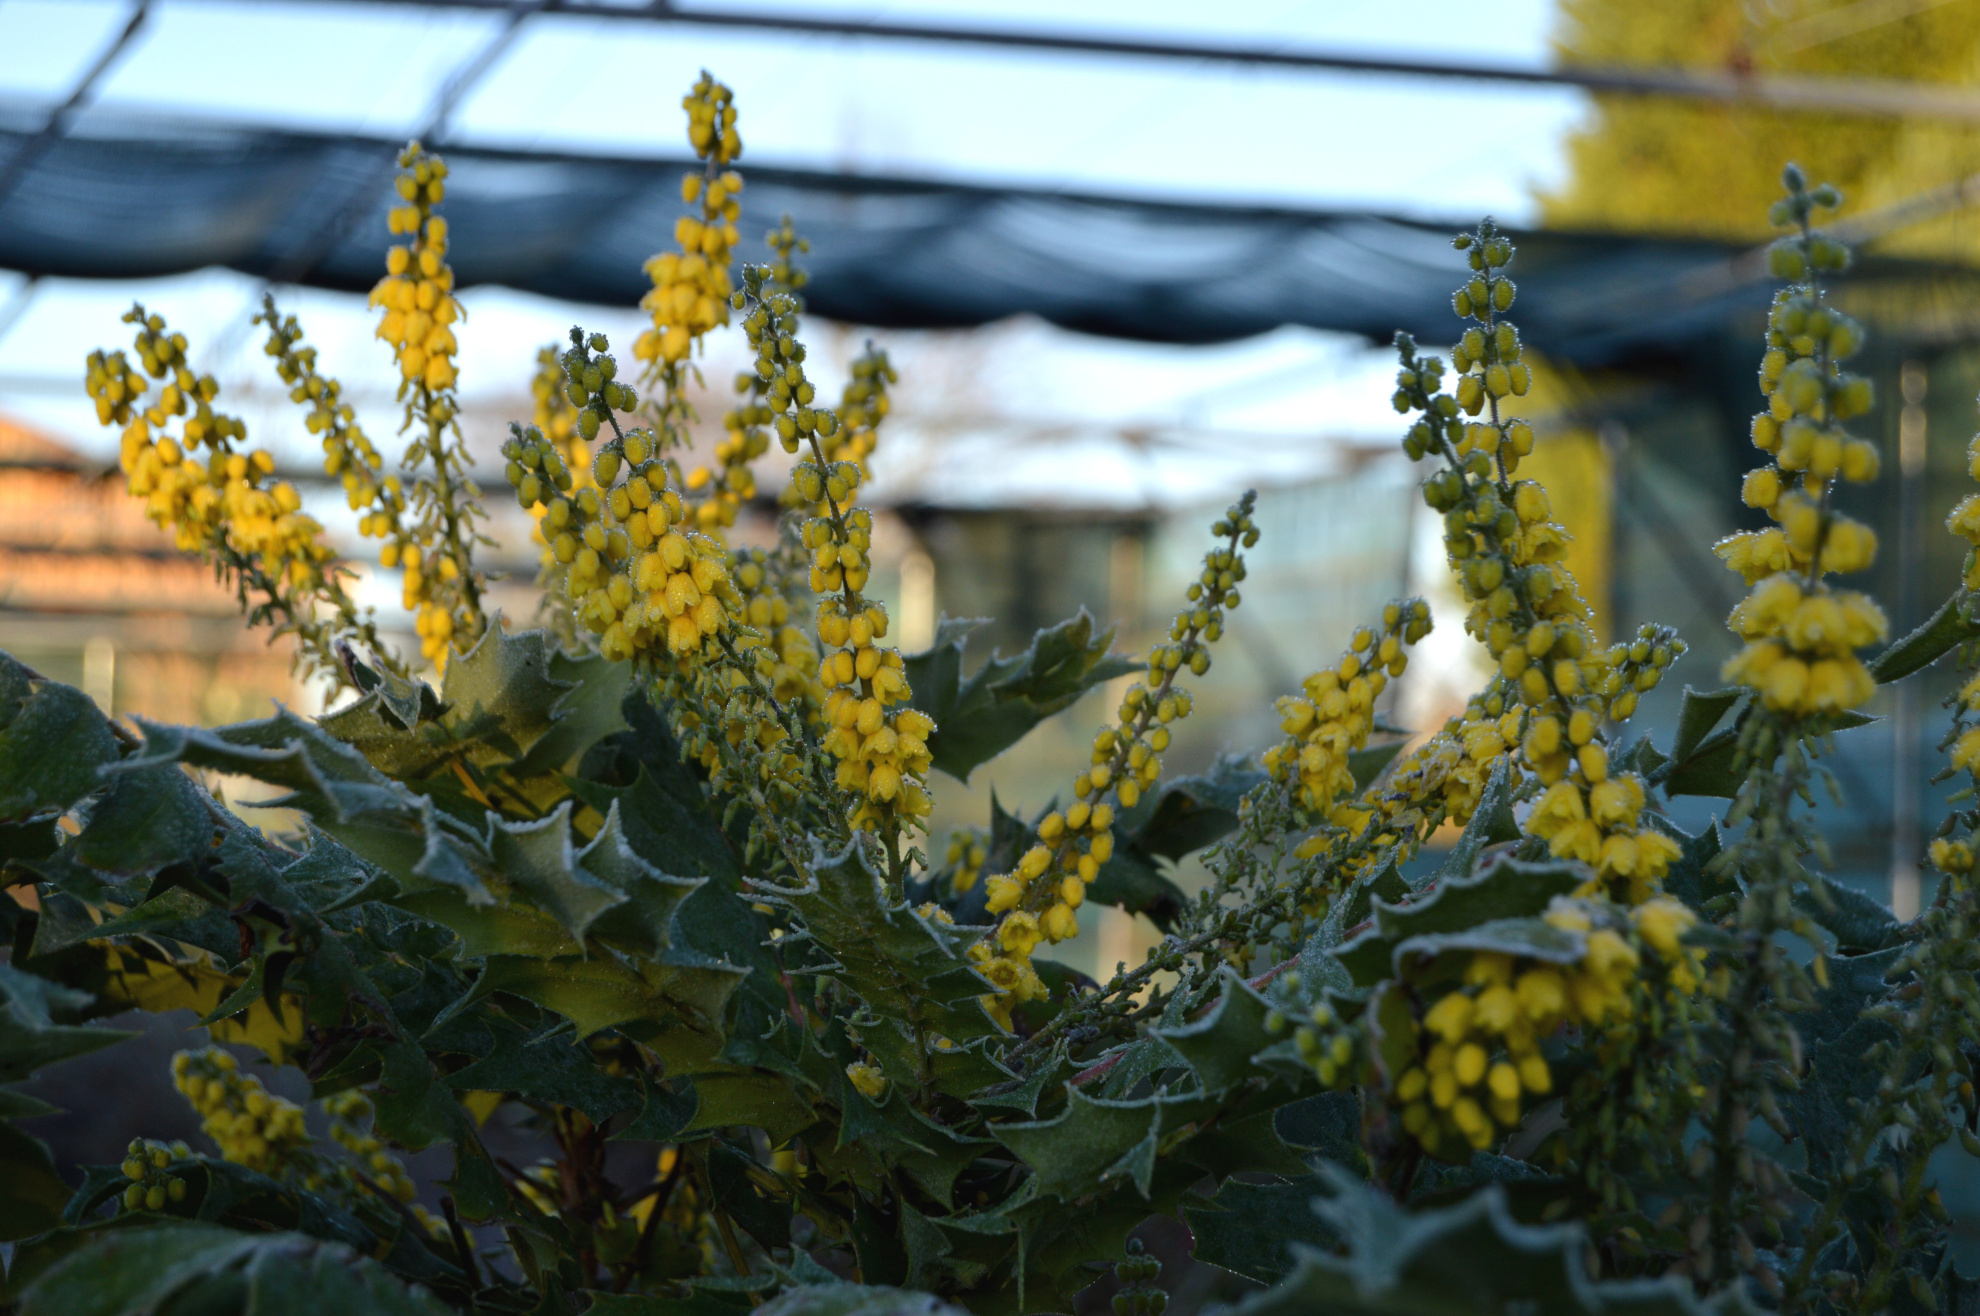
0;117;1968;364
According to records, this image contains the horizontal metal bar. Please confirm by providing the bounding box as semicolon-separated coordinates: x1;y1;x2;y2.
249;0;1980;123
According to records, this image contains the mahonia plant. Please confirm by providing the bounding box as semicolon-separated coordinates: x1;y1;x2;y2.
10;76;1980;1316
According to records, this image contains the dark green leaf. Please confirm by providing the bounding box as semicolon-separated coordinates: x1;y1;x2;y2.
1188;1174;1336;1283
1089;756;1265;931
16;1223;455;1316
1350;740;1409;792
1152;968;1282;1094
1335;860;1588;987
0;962;134;1083
908;611;1137;782
1871;591;1980;684
1666;686;1744;771
0;678;118;823
616;1076;699;1142
488;803;625;943
72;765;213;875
443;1017;642;1123
1796;878;1902;952
1126;755;1266;862
0;1121;69;1242
1223;1167;1746;1315
453;951;747;1045
1083;849;1187;933
751;1283;969;1316
579;801;707;959
992;1086;1217;1201
754;838;1004;1096
709;1140;793;1250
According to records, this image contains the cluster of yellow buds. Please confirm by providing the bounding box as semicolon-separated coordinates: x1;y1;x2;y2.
504;331;738;666
368;143;485;669
119;1138;192;1213
636;72;741;388
1265;598;1431;822
1377;226;1690;902
533;343;589;485
172;1047;310;1176
1931;835;1977;877
733;547;821;712
1718;169;1885;717
93;312;323;572
968;495;1258;1029
85;307;385;685
1314;896;1699;1158
1435;225;1537;473
945;828;989;895
845;1061;888;1100
374;146;459;394
818;344;895;488
687;221;816;534
737;272;934;834
1946;412;1980;594
322;1089;418;1203
258;300;406;552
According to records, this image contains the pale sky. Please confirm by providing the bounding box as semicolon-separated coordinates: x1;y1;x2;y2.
0;0;1581;495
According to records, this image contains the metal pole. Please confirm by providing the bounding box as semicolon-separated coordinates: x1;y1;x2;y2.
0;1;151;211
1891;360;1927;920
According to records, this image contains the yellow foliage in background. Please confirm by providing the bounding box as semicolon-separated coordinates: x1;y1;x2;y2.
1545;0;1980;261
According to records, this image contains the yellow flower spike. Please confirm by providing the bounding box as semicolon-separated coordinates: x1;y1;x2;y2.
366;144;485;671
968;493;1261;1022
1719;178;1885;719
91;305;400;691
1268;598;1431;819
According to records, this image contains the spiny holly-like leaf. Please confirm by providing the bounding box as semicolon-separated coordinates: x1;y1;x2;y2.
440;621;568;760
907;611;1138;783
568;763;737;889
993;1086;1220;1200
1335;859;1587;987
752;837;1006;1095
827;1082;995;1208
1787;944;1906;1180
1188;1173;1337;1283
0;662;119;823
508;646;632;782
751;1284;970;1316
390;887;579;958
447;949;748;1046
1796;877;1902;952
1650;816;1728;913
71;763;213;875
1666;687;1744;773
0;1121;69;1242
579;800;707;959
116;712;495;903
1121;755;1265;863
487;802;625;943
1659;687;1750;800
1387;917;1587;976
1871;590;1980;684
15;1223;456;1316
1152;967;1285;1094
0;962;134;1083
1226;1169;1750;1315
442;1016;642;1124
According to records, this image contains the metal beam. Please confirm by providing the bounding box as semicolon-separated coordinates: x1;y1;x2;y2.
0;2;150;210
250;0;1980;124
